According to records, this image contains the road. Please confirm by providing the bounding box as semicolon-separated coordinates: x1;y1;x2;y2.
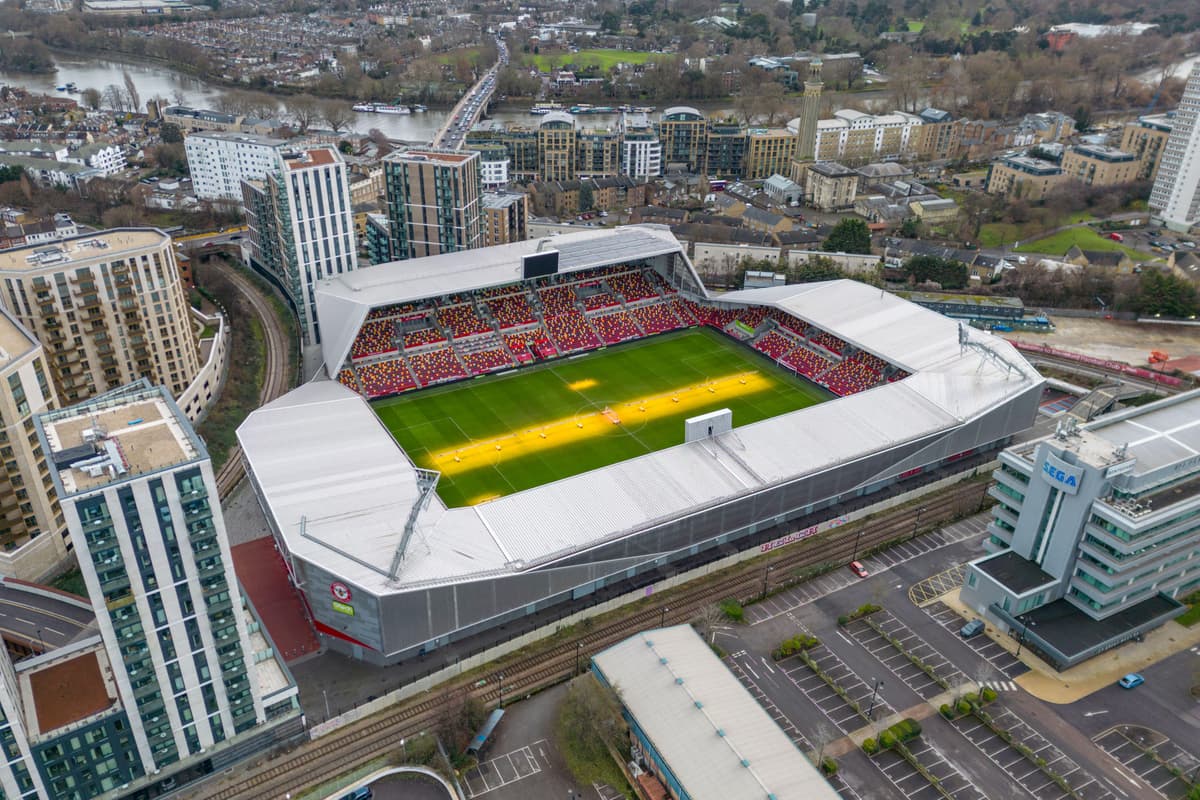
0;581;95;654
431;37;506;149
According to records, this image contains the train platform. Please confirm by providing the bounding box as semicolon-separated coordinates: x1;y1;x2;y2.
231;537;320;664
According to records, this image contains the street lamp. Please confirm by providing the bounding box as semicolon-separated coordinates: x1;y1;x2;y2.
852;527;867;562
400;737;406;763
866;678;884;721
912;506;927;536
1015;617;1035;658
660;607;669;628
498;673;504;708
322;688;330;720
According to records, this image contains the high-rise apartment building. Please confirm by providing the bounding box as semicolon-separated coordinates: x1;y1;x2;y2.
471;142;511;189
184;131;288;202
0;307;66;579
620;114;662;180
382;148;482;261
242;146;359;344
537;113;578;181
743;128;799;180
658;107;708;173
0;229;201;406
575;128;622;180
1150;62;1200;232
32;380;303;794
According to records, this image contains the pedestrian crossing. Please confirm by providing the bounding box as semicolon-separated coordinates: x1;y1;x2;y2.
978;680;1019;692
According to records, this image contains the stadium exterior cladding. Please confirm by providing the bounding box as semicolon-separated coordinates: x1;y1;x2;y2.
237;225;1044;665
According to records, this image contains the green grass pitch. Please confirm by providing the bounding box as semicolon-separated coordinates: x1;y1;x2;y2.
372;329;832;507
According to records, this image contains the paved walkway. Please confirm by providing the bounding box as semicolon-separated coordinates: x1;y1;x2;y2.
938;589;1200;704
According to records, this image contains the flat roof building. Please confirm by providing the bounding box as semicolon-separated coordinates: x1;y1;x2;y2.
592;625;840;800
962;394;1200;669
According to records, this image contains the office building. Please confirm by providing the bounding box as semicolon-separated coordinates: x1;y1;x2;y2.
0;229;201;406
186;131;289;202
382;148;482;261
1150;62;1200;232
620;114;662;180
1119;113;1173;183
242;146;358;344
27;380;302;798
0;308;66;579
481;191;528;247
1060;144;1139;187
962;395;1200;670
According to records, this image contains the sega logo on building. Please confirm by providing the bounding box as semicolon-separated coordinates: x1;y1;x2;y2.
1041;453;1083;495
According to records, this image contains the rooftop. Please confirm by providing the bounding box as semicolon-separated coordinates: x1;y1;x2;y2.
592;626;840;800
481;191;526;209
974;550;1056;595
1085;389;1200;478
189;130;287;147
0;307;39;371
0;228;168;274
39;381;203;496
23;646;118;736
387;149;476;165
810;161;857;178
1070;144;1135;162
283;147;338;170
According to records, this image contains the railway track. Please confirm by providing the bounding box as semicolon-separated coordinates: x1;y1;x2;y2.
192;478;989;799
209;265;293;499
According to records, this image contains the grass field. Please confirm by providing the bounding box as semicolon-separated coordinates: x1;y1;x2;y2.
521;48;670;72
373;330;830;507
1014;226;1155;261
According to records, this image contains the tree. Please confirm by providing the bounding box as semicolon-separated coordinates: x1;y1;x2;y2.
1136;270;1199;318
368;129;393;157
321;101;355;134
556;675;626;783
122;71;141;114
102;84;127;113
823;218;872;254
80;87;102;111
437;693;487;756
160;123;183;144
791;255;844;282
600;10;622;34
903;255;969;289
288;95;321;133
578;182;594;212
1073;105;1093;133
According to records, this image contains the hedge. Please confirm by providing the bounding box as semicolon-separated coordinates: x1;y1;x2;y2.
771;633;820;661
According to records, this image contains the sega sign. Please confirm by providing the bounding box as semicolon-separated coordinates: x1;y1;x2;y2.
1041;453;1083;495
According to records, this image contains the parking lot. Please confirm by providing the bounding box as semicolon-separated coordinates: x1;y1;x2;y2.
954;706;1115;800
748;522;983;626
461;742;544;798
1093;725;1199;800
873;737;986;800
846;609;971;700
924;601;1027;679
782;644;896;733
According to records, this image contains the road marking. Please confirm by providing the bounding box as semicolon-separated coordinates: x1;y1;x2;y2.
742;660;760;680
1084;710;1109;717
759;657;775;674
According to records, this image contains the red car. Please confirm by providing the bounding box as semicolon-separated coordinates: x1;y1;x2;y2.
849;560;869;578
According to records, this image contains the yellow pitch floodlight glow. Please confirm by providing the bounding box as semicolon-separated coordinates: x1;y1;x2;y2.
429;370;769;477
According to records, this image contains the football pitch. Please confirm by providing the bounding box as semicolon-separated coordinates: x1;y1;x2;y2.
372;329;832;507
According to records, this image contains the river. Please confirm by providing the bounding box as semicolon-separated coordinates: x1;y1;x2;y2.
0;53;778;142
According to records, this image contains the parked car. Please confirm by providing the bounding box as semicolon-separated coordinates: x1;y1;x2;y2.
848;560;869;578
959;619;985;638
1108;232;1124;242
1118;673;1144;689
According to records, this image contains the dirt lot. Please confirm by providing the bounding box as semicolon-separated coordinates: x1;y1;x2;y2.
1010;317;1200;366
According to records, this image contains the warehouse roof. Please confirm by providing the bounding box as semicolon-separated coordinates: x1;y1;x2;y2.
592;626;840;800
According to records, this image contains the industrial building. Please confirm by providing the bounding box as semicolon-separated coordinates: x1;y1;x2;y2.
237;225;1042;665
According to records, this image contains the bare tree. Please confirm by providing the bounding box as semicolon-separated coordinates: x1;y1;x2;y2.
813;722;837;765
122;71;141;115
288;94;321;133
692;603;724;642
170;88;187;107
368;128;393;157
102;84;127;113
321;101;356;134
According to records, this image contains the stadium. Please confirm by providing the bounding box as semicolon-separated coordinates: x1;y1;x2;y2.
237;225;1044;665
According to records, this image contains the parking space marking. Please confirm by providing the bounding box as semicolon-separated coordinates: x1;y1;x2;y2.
462;743;545;798
781;644;896;734
749;522;978;625
923;600;1027;679
1093;725;1199;799
846;609;969;700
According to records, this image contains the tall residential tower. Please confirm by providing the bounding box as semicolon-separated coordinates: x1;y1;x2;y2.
382;149;482;260
1149;62;1200;231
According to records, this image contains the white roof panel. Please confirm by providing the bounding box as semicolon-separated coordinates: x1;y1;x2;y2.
592;625;840;800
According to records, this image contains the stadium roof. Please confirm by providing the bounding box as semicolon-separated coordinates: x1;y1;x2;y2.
592;625;840;800
241;270;1040;599
315;225;688;372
